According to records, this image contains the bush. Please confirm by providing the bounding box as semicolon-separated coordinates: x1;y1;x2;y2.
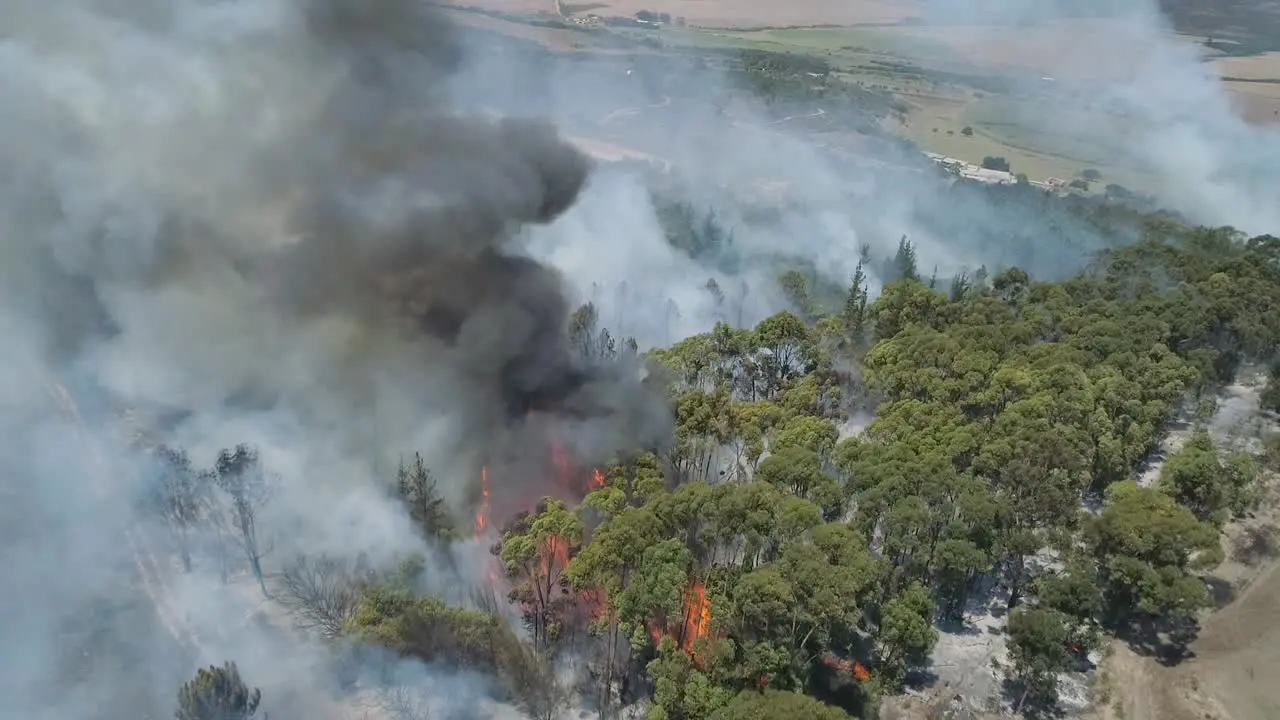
981;156;1010;172
175;662;262;720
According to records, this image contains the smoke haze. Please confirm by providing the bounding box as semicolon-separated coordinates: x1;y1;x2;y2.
1;0;1276;717
0;0;666;717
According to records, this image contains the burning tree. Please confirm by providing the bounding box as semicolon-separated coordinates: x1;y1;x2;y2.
497;497;584;652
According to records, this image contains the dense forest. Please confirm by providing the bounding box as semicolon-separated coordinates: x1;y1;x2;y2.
165;216;1280;719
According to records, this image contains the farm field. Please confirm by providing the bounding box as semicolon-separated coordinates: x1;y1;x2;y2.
443;7;589;50
447;0;922;28
444;0;1280;193
1215;52;1280;123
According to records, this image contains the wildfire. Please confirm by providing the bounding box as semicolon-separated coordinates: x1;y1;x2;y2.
474;465;491;540
647;578;714;657
541;533;570;579
590;467;605;489
680;582;711;653
820;652;871;682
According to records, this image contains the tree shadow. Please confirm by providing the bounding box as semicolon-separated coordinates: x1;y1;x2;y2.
935;616;983;636
1114;615;1199;667
999;677;1067;719
903;667;940;690
1204;576;1237;609
1231;523;1279;566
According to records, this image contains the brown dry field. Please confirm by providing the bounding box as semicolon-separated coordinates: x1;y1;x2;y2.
1097;561;1280;720
891;23;1214;79
1215;54;1280;124
1224;81;1280;124
1215;51;1280;80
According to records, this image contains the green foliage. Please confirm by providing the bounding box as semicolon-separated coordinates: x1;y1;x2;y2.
890;236;919;282
1159;430;1258;525
349;219;1280;718
498;498;584;651
647;636;736;720
349;580;561;715
1006;608;1077;710
175;662;261;720
875;582;938;687
981;156;1011;172
709;689;854;720
1087;481;1221;621
1262;362;1280;414
396;453;456;541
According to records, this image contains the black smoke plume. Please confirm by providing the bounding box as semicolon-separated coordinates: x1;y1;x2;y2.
3;0;665;450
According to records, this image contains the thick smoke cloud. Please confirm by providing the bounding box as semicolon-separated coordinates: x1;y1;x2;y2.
0;0;667;718
3;0;670;476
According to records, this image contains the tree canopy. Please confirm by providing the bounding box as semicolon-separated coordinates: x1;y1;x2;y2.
159;221;1280;719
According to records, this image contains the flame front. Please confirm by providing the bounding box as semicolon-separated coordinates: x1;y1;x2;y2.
474;465;490;540
680;582;711;653
590;467;605;489
647;579;714;657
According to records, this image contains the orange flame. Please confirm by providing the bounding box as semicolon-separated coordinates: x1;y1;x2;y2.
590;467;605;489
820;652;871;682
541;534;570;579
474;465;491;540
680;582;711;653
646;579;714;656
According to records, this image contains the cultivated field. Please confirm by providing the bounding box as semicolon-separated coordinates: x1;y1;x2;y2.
1215;51;1280;79
1215;52;1280;123
449;0;922;28
444;7;587;50
1223;81;1280;124
567;0;918;28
